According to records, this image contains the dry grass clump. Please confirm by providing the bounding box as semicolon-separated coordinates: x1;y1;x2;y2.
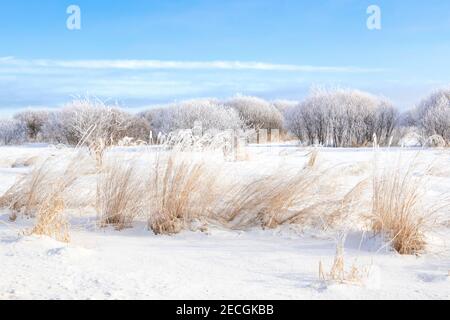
306;149;319;168
214;150;369;230
370;158;437;255
143;149;372;233
217;147;368;230
1;160;52;218
319;234;368;284
145;150;367;233
216;165;321;229
0;153;86;242
30;195;70;243
97;160;145;230
147;154;221;235
1;153;84;219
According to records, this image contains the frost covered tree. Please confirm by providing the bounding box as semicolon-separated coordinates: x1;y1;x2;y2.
224;96;284;130
414;88;450;143
56;98;132;165
123;116;151;142
142;99;243;136
40;111;74;144
0;119;26;145
141;107;173;138
40;103;150;146
13;110;49;141
63;98;130;146
286;88;398;147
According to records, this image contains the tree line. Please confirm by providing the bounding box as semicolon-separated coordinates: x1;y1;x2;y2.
0;88;449;147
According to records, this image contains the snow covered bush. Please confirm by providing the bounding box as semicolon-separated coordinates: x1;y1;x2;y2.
224;96;284;130
13;110;49;141
161;129;235;155
286;88;398;147
40;111;74;145
123;116;151;143
60;98;133;165
425;135;446;148
140;107;172;138
41;106;150;146
64;98;130;146
0;119;26;145
142;99;243;137
414;88;450;144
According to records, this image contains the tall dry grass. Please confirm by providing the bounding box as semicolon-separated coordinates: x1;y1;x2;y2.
319;234;368;285
6;145;445;252
147;154;220;235
97;160;145;230
370;157;438;255
30;195;70;242
215;150;368;231
307;149;319;168
215;167;319;229
0;153;87;241
1;159;52;219
143;149;367;233
1;153;84;218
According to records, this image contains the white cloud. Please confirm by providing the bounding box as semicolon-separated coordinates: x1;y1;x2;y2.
0;56;15;62
0;57;383;73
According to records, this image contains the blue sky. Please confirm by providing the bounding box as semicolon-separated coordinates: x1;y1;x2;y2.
0;0;449;114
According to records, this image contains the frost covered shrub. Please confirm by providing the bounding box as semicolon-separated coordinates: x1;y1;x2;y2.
140;107;172;138
41;105;150;146
13;110;49;141
123;116;151;142
225;96;284;130
170;99;243;132
0;119;26;145
46;98;131;166
414;88;450;144
64;98;130;146
286;88;398;147
142;99;243;136
40;111;74;144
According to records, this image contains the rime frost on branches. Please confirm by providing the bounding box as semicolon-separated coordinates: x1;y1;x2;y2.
286;88;397;147
142;98;243;137
225;96;284;130
414;88;450;144
0;119;26;145
13;110;49;141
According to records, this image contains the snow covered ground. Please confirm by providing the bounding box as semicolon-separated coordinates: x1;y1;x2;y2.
0;144;449;300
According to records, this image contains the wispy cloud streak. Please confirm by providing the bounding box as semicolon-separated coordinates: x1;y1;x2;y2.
0;57;384;73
